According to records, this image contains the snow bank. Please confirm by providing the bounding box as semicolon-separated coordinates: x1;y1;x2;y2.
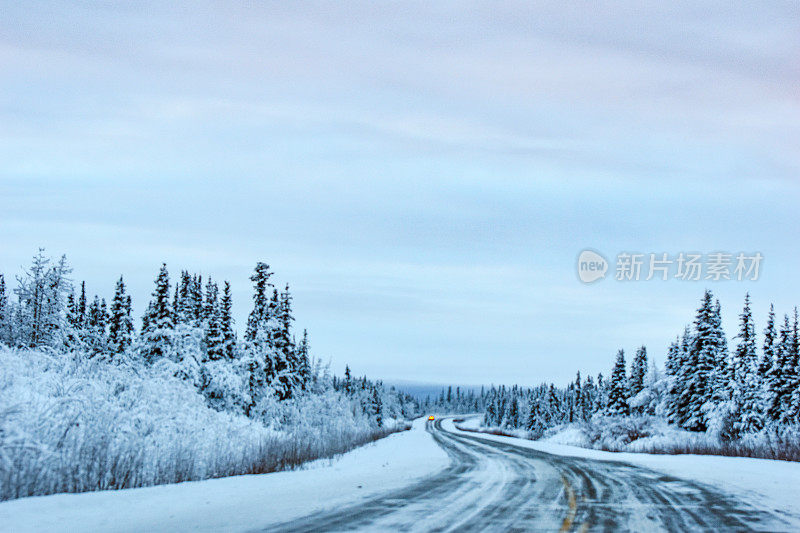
450;417;800;525
0;417;449;532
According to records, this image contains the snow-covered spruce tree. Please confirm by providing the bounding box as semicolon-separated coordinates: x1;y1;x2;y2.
525;399;546;436
343;365;353;395
203;278;218;323
669;326;692;426
140;263;174;364
605;349;629;416
371;386;383;427
665;336;680;377
245;262;273;343
680;290;718;431
175;270;193;326
63;289;83;350
628;346;647;413
767;315;795;423
759;304;777;419
297;329;311;391
78;279;87;320
732;293;762;434
664;336;681;423
0;273;8;345
190;274;204;325
790;309;800;423
85;295;109;357
709;299;730;403
581;375;596;421
219;281;236;360
108;276;134;357
242;263;281;413
484;391;497;426
272;284;297;401
594;372;607;413
506;395;520;428
545;383;560;423
204;280;224;361
573;371;583;421
198;279;247;413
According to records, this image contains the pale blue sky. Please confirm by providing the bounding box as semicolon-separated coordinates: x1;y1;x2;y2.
1;1;798;385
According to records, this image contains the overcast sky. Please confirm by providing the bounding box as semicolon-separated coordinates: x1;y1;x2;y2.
1;1;799;386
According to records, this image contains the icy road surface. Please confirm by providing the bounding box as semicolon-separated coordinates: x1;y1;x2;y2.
272;416;795;532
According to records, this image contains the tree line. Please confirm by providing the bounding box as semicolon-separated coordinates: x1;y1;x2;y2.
430;290;799;442
0;249;412;426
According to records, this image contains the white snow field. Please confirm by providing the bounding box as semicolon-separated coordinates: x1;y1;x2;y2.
0;417;449;533
449;417;800;528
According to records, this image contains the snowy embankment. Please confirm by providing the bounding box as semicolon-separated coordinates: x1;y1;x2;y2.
451;417;800;525
0;417;449;532
0;347;411;501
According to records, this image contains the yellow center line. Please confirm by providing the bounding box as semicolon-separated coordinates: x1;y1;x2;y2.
559;475;578;532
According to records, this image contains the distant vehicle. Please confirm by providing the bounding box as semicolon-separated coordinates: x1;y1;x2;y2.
428;415;435;421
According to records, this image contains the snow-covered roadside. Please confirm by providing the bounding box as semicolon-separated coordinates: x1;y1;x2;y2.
448;417;800;525
0;417;449;533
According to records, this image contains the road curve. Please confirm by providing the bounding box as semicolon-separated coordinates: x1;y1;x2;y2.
266;416;791;532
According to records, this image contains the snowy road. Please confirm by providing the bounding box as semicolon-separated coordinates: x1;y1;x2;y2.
271;416;791;532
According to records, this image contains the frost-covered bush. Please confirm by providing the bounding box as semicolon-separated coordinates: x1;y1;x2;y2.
0;347;405;501
538;417;800;461
200;359;250;413
581;415;657;449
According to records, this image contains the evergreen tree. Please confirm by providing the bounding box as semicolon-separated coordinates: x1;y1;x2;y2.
175;270;193;325
581;375;595;420
243;263;282;409
0;274;8;345
344;365;353;395
77;281;87;329
767;315;794;422
573;371;583;420
86;296;109;357
709;299;730;403
203;278;218;323
526;399;546;435
681;290;718;431
245;262;273;343
595;372;607;412
506;396;520;428
108;276;134;357
732;293;762;434
63;289;82;349
141;264;174;364
204;280;223;361
665;336;680;377
297;329;311;390
790;309;800;422
606;349;629;416
219;281;236;360
190;274;204;325
371;386;383;427
546;384;560;421
760;304;777;381
629;346;648;402
273;284;296;400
